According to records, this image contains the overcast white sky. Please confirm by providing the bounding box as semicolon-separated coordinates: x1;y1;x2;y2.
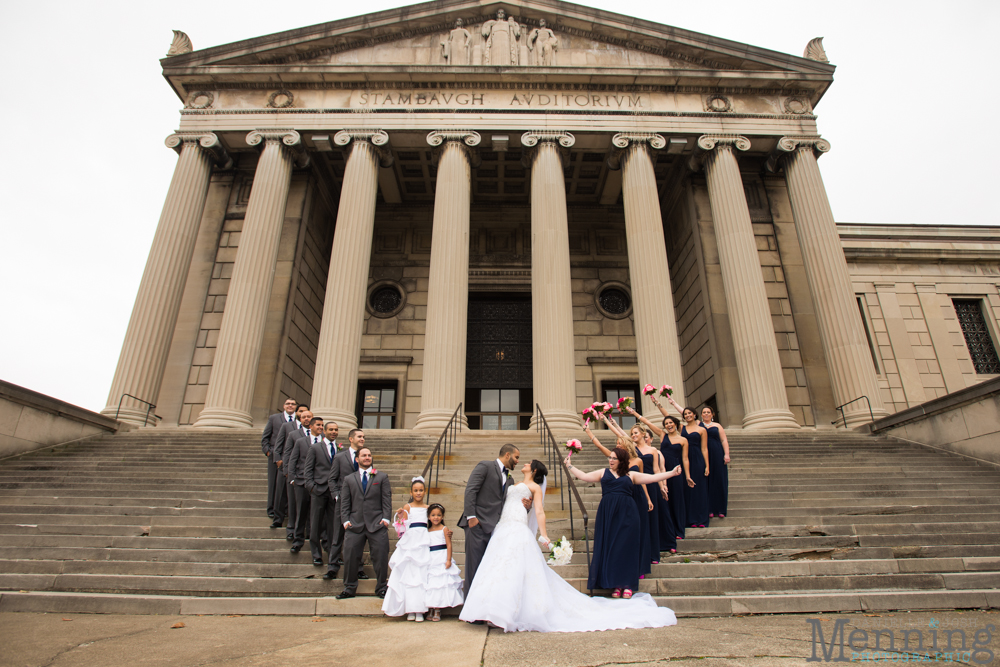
1;0;996;413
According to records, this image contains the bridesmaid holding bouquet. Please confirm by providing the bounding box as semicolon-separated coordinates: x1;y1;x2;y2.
700;406;730;518
649;394;687;540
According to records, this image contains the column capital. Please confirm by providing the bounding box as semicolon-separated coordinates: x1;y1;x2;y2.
520;131;575;148
766;135;831;172
426;130;481;147
246;129;309;168
611;132;666;150
689;134;750;171
165;132;231;167
335;129;393;167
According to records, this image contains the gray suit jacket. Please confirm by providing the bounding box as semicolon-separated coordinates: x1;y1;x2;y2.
304;439;338;496
285;429;313;485
328;447;358;501
459;460;512;534
275;421;303;471
261;412;291;455
340;469;391;533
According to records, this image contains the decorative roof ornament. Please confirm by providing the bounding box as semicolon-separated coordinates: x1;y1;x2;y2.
803;37;828;63
167;30;193;56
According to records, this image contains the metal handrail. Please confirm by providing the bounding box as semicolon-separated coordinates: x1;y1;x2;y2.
115;394;161;426
535;404;590;568
421;403;463;494
832;395;875;428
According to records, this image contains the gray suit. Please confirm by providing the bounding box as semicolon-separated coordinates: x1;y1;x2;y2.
304;438;338;562
261;412;292;517
271;420;300;531
286;429;314;549
340;468;392;596
459;460;512;596
325;447;360;576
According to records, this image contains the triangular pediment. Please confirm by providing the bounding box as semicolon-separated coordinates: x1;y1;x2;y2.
162;0;834;99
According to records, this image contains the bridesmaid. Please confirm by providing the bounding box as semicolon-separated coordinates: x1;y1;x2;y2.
670;398;710;528
602;414;654;575
565;447;681;599
649;396;688;541
700;406;730;519
624;406;676;558
586;415;653;577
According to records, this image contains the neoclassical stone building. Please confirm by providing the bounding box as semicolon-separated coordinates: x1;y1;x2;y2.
103;0;1000;432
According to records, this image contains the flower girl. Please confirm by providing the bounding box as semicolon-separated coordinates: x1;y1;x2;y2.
382;477;431;621
424;503;464;622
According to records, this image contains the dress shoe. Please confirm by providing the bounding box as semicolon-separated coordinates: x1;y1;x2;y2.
357;572;370;580
270;521;281;529
468;620;485;625
286;534;294;541
323;571;339;580
312;559;323;566
335;591;355;600
290;546;300;554
267;512;275;519
376;591;386;599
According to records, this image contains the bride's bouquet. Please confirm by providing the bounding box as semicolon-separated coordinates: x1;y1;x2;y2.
546;536;573;567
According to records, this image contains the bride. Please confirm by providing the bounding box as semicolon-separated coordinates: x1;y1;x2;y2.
459;459;678;632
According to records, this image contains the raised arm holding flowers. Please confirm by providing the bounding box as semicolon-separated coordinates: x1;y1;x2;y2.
625;404;664;438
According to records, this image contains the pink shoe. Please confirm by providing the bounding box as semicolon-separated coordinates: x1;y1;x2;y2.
709;514;715;518
670;549;677;553
718;514;725;518
639;574;644;579
623;589;634;599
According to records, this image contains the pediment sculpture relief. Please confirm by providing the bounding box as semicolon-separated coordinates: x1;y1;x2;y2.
441;18;472;65
481;9;521;65
527;19;559;66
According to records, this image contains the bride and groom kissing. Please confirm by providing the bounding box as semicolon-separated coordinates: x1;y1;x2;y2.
458;444;678;633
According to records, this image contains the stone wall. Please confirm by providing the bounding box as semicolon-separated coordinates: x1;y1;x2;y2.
0;380;119;458
873;376;1000;466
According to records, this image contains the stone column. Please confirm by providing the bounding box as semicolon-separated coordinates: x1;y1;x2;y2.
521;131;580;431
776;137;889;427
193;130;306;428
696;135;799;429
103;133;229;425
311;131;390;429
414;131;480;431
612;133;687;422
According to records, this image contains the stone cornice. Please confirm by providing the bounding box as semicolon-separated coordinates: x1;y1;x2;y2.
164;132;232;167
247;129;310;168
842;247;1000;264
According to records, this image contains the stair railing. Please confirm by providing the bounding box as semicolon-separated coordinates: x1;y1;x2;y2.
115;394;161;426
832;395;875;428
421;403;463;496
535;404;590;567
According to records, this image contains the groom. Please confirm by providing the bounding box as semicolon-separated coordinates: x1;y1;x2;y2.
459;444;529;598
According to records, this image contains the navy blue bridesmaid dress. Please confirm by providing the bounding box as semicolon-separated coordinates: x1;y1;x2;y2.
701;422;729;517
587;469;641;591
682;425;710;528
660;436;687;540
630;464;652;576
639;452;661;562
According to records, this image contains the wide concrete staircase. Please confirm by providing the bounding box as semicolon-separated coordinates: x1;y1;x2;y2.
0;428;998;617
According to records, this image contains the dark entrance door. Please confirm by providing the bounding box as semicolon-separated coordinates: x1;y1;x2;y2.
465;294;533;430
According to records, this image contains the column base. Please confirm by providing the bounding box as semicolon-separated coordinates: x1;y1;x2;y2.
101;406;160;428
413;409;469;432
192;407;254;429
528;408;581;435
310;408;358;431
741;409;801;430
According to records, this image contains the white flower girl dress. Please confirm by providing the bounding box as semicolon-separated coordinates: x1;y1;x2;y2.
382;506;430;616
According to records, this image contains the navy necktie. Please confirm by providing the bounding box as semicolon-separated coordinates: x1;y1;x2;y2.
362;471;368;493
353;457;359;471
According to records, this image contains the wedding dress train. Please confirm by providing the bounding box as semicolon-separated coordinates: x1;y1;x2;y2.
458;483;677;633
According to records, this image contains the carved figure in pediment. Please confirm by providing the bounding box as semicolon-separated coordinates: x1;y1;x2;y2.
527;19;559;66
441;18;471;65
482;9;521;66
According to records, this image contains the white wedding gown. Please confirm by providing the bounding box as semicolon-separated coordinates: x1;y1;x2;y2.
458;483;677;632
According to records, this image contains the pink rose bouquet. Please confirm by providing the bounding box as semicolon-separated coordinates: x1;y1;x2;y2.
616;396;633;413
659;384;674;397
565;438;582;460
643;383;657;397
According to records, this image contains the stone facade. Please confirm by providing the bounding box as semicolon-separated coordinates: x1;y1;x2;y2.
102;1;1000;432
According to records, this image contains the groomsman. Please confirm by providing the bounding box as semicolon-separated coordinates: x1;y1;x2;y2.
284;411;315;552
336;446;392;599
271;404;309;538
304;421;340;566
325;429;367;581
262;398;296;519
